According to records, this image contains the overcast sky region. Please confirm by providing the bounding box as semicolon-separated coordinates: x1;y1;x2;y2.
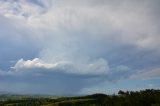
0;0;160;95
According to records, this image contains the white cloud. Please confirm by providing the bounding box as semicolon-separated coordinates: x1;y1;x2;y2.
12;58;109;75
13;58;57;69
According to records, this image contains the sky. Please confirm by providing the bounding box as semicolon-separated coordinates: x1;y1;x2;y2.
0;0;160;95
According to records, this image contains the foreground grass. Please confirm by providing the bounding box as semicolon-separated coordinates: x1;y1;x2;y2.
44;99;95;106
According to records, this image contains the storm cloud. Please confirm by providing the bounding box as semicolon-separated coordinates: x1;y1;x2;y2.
0;0;160;95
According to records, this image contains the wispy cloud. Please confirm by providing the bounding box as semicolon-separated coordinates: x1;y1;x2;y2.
130;68;160;80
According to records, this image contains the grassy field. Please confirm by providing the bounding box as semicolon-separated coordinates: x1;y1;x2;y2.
0;89;160;106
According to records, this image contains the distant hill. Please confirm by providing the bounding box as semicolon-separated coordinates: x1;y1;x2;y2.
0;89;160;106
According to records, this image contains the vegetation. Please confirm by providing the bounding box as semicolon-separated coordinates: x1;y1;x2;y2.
0;89;160;106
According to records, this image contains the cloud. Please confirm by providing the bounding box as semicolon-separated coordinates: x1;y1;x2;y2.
0;15;41;71
12;58;109;75
0;70;13;76
13;58;57;70
0;0;160;94
130;67;160;80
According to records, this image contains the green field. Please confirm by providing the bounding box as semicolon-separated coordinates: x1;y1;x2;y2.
0;89;160;106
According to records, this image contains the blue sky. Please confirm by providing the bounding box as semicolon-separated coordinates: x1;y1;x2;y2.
0;0;160;95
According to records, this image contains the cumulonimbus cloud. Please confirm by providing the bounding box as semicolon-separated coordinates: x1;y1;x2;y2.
0;0;160;94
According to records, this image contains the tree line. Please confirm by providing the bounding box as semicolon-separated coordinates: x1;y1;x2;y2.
0;89;160;106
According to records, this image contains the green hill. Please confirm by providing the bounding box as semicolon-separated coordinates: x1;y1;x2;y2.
0;89;160;106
